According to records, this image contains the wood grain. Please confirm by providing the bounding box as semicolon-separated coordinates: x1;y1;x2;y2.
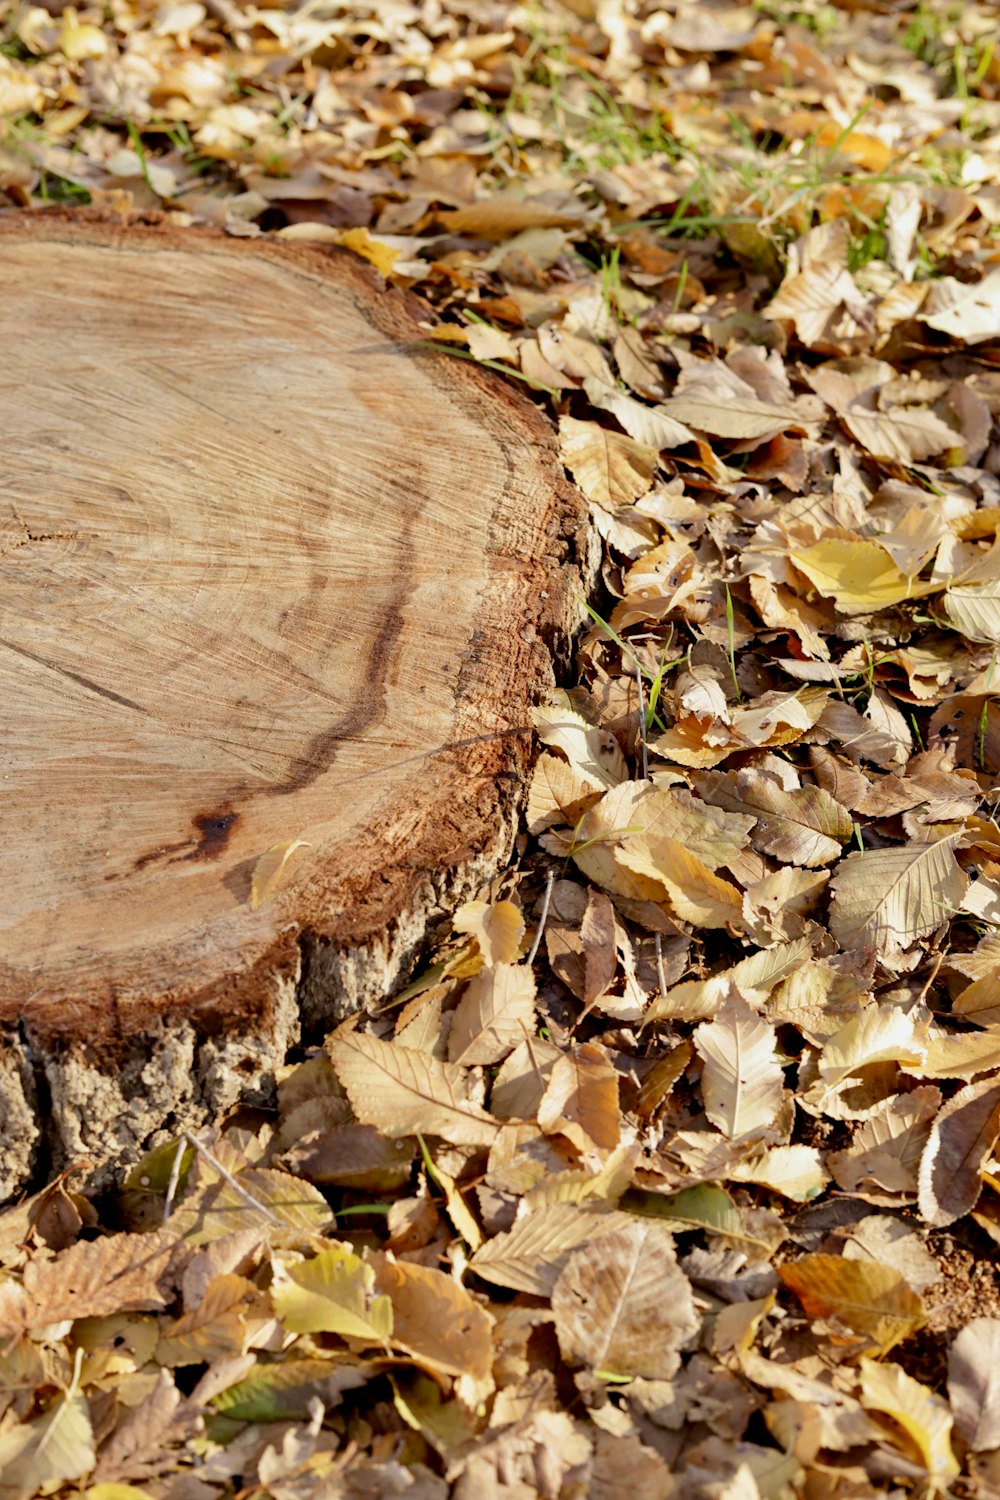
0;212;591;1196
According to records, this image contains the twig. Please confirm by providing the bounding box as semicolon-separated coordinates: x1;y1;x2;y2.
634;661;649;781
634;660;667;997
162;1136;187;1224
655;931;668;999
181;1131;283;1225
526;869;554;967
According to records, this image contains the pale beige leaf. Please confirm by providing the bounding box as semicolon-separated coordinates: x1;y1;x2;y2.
730;1144;827;1201
619;834;745;929
923;267;1000;343
842;403;957;463
526;752;601;834
693;996;784;1140
943;575;1000;644
452;900;524;969
918;1075;1000;1228
860;1359;959;1486
250;838;310;910
828;1087;941;1194
551;1219;698;1379
533;696;627;789
766;261;865;346
469;1204;634;1295
828;837;968;960
558;414;657;508
329;1033;499;1148
448;963;536;1067
583;377;694;449
949;1318;1000;1450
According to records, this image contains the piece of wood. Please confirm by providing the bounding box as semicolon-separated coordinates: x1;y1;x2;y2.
0;211;592;1198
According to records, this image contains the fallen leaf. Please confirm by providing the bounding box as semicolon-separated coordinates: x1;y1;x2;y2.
694;996;784;1140
537;1043;620;1157
789;538;937;614
271;1243;393;1344
329;1033;499;1148
469;1204;633;1295
917;1075;1000;1228
551;1218;698;1379
828;837;968;961
948;1318;1000;1451
250;838;310;910
448;964;536;1066
452;900;524;968
558;414;658;508
860;1358;959;1488
779;1254;925;1356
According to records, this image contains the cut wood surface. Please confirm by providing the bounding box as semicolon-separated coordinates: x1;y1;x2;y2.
0;211;591;1197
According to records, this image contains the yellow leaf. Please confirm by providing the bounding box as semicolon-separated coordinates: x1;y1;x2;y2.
452;900;524;968
340;226;399;277
250;838;311;910
860;1358;959;1487
272;1244;393;1344
790;538;937;614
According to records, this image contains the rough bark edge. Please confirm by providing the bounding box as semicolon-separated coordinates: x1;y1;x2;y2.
0;206;598;1200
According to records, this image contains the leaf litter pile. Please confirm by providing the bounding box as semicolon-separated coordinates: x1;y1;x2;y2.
7;0;1000;1494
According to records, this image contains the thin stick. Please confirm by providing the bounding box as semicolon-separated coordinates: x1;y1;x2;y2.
634;661;649;781
182;1131;283;1225
655;932;668;999
526;869;554;967
162;1136;187;1224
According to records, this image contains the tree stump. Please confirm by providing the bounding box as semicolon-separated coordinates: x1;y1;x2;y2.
0;212;591;1199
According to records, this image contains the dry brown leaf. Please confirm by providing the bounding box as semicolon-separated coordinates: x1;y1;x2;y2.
695;769;852;867
370;1253;494;1390
917;1075;1000;1228
779;1254;925;1356
156;1272;252;1366
551;1218;698;1379
329;1033;499;1147
15;1229;177;1332
469;1204;634;1295
537;1043;621;1157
